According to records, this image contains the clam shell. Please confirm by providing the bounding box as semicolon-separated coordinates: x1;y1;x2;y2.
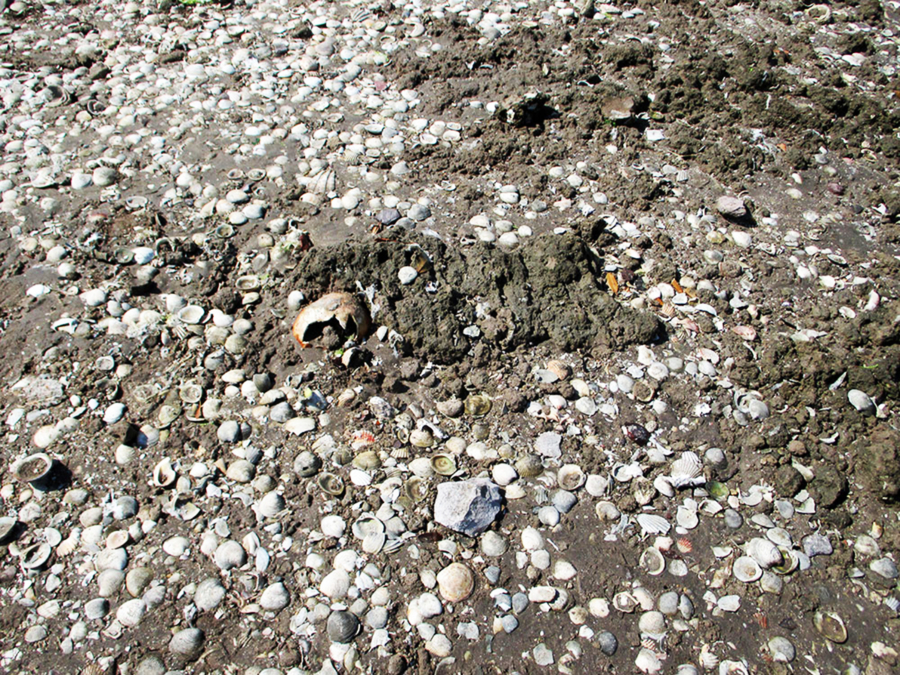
409;429;434;448
0;517;18;544
106;530;130;550
292;292;371;346
675;506;699;530
317;473;344;497
11;453;53;483
745;538;783;569
557;464;585;491
362;530;386;554
437;562;474;603
21;542;53;570
326;609;359;643
352;451;381;471
669;452;704;488
515;454;544;478
431;454;457;476
464;394;492;417
639;547;665;576
595;501;620;521
257;492;285;518
813;611;847;643
352;515;385;540
236;275;261;291
636;514;671;536
293;451;322;477
732;556;762;583
177;305;206;325
179;383;204;404
153;458;177;488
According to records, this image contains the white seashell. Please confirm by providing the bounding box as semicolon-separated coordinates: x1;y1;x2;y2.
557;464;585;491
638;610;666;635
848;389;875;415
732;556;762;583
613;591;638;613
257;492;285;519
717;595;741;612
307;168;337;195
636;514;671;536
669;452;704;488
744;538;783;569
595;501;620;521
675;506;699;530
153;458;177;488
639;547;665;576
363;531;386;554
177;305;206;325
635;648;662;674
654;475;675;498
585;474;609;496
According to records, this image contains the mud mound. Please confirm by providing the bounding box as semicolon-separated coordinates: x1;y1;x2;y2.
292;231;660;362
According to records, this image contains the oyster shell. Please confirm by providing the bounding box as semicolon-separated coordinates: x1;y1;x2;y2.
431;454;457;476
557;464;585;491
11;453;53;483
291;292;370;347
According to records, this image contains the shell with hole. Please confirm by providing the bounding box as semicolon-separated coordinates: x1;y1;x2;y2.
292;292;370;347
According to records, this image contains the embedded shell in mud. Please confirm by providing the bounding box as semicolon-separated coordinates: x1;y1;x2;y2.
292;292;371;347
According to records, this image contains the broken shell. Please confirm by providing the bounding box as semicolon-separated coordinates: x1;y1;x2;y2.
403;477;429;502
11;453;53;483
317;473;345;497
639;547;666;576
179;383;204;404
813;611;847;643
153;458;177;488
632;477;656;506
437;562;475;603
21;542;53;570
464;394;492;417
307;168;337;195
292;292;370;346
613;592;638;613
732;556;763;583
516;454;544;478
557;464;585;491
0;517;18;544
431;454;457;476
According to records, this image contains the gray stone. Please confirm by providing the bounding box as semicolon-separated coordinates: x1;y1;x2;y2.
434;479;503;537
259;582;290;611
112;496;138;520
195;578;227;611
802;532;833;557
270;401;296;423
84;598;109;620
168;628;205;661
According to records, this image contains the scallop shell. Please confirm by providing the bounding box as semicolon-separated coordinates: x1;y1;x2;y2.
11;453;53;483
317;473;345;497
636;514;671;536
292;292;371;346
307;168;337;195
733;556;763;583
669;452;704;488
464;394;492;417
639;547;665;576
431;454;457;476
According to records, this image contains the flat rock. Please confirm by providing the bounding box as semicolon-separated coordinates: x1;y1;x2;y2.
434;479;503;537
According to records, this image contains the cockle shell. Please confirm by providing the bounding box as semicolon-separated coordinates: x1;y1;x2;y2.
732;556;762;583
292;292;370;347
436;563;474;603
668;452;704;488
636;514;671;536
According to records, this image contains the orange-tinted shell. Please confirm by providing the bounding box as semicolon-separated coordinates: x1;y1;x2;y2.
291;292;371;347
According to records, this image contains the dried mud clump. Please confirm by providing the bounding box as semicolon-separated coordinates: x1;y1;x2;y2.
292;232;660;363
855;425;900;505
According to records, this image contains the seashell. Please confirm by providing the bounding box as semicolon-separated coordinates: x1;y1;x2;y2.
404;477;429;502
464;394;492;417
179;383;204;404
247;168;266;181
11;453;54;483
114;248;135;264
437;562;474;603
214;224;234;239
632;381;655;403
744;538;783;569
317;473;344;497
654;475;675;498
847;389;875;415
293;451;322;477
326;609;359;643
292;292;371;346
409;429;434;448
106;530;130;550
771;548;799;575
632;477;656;506
613;591;638;613
732;556;762;583
767;636;795;663
333;447;352;466
639;547;665;576
257;492;285;518
669;452;704;488
515;454;544;478
227;168;245;181
675;506;699;530
177;305;206;325
0;517;18;545
236;275;261;291
21;542;53;570
707;481;729;500
557;464;585;491
813;611;847;643
636;514;671;536
431;454;457;476
362;530;386;554
307;168;337;195
352;451;381;471
352;515;385;540
595;501;620;521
